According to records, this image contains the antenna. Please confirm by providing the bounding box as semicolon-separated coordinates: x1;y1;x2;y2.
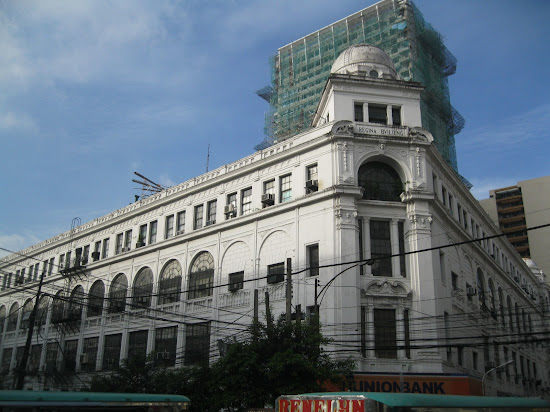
206;143;210;173
133;171;168;200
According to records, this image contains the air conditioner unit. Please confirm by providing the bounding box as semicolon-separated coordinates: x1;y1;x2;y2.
467;287;477;296
261;193;275;206
305;179;318;192
91;251;100;261
513;275;519;282
80;354;89;364
224;204;236;215
206;220;215;226
176;230;185;236
485;361;496;369
156;351;170;360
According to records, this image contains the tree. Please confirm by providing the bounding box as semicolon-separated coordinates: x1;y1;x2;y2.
208;316;353;410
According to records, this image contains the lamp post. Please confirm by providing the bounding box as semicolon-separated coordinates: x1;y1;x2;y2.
482;359;514;396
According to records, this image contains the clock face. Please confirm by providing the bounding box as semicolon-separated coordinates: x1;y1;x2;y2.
369;70;379;78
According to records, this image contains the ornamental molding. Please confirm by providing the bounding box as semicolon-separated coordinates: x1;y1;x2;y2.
363;279;410;298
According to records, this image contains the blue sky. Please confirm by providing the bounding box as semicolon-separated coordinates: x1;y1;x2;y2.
1;0;549;258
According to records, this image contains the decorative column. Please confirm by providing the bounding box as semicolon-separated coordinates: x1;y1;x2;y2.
391;218;400;278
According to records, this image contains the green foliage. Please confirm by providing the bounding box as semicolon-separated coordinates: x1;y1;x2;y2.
89;317;353;412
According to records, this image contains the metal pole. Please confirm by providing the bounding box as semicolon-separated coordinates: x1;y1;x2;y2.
15;269;46;389
286;257;292;323
482;360;514;396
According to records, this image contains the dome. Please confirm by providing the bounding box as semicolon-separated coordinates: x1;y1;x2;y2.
331;44;398;79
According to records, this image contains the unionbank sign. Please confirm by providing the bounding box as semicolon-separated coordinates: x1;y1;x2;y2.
352;374;482;396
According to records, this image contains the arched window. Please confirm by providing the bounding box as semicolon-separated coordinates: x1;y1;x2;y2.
188;252;214;300
0;305;6;334
51;291;64;323
109;273;128;313
68;285;84;320
36;296;49;327
20;299;33;330
358;161;403;201
159;260;182;305
507;296;514;331
133;267;153;308
88;280;105;317
476;268;486;309
7;302;19;331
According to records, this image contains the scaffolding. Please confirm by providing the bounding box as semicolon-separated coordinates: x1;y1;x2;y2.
256;0;463;172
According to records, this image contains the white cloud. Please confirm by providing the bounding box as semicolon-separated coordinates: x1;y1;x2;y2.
0;111;36;131
460;103;550;152
0;233;42;259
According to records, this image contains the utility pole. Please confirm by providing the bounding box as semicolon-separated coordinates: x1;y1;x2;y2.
265;291;272;337
285;258;292;323
15;269;46;389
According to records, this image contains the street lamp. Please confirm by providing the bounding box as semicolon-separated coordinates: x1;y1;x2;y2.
482;359;514;396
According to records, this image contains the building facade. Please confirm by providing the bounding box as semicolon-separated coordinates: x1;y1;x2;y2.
0;45;548;398
257;0;464;174
479;176;550;279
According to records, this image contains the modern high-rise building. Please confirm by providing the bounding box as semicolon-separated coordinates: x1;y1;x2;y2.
257;0;464;173
479;176;550;278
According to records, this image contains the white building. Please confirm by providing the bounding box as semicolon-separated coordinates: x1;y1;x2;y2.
1;45;548;397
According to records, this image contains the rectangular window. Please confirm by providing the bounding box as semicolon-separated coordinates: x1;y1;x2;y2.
451;272;458;290
369;104;387;124
65;251;71;269
228;271;244;292
100;238;109;259
226;192;237;219
33;264;39;281
458;346;463;366
194;205;204;229
155;326;177;367
442;187;447;206
473;351;478;371
138;224;147;247
306;164;318;193
391;106;401;126
280;175;292;203
457;204;463;224
444;312;451;362
149;220;158;244
240;187;252;215
370;220;392;276
59;255;65;270
128;330;148;362
207;200;217;225
63;340;78;372
374;309;397;359
432;174;438;199
27;265;33;282
124;230;132;251
115;233;123;254
354;102;364;122
398;222;406;277
448;194;454;215
404;309;411;359
262;180;275;207
81;337;99;372
165;215;174;239
439;251;446;285
176;211;185;235
463;210;468;229
82;245;90;264
307;244;319;277
48;258;55;276
185;322;210;366
28;344;41;372
267;262;285;284
103;334;122;371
